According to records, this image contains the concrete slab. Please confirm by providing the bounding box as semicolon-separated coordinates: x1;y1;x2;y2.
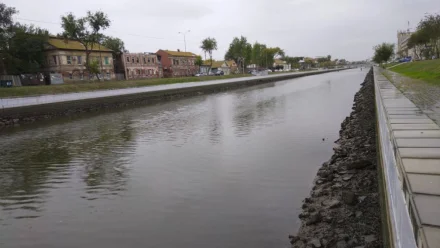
394;130;440;138
391;124;440;130
399;148;440;158
389;115;428;119
424;226;440;248
407;174;440;195
397;139;440;148
413;194;440;227
387;111;424;115
403;159;440;175
390;119;435;124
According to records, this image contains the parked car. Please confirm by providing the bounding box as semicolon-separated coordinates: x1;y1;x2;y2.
195;73;207;77
215;70;224;76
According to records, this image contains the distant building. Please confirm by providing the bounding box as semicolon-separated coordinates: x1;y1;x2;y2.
226;60;238;74
121;52;162;79
200;60;230;75
44;37;114;81
156;50;197;77
397;30;414;58
273;59;291;71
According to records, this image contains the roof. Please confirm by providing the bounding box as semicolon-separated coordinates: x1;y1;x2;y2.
162;50;196;57
202;60;226;68
226;60;237;67
274;59;287;64
48;38;112;52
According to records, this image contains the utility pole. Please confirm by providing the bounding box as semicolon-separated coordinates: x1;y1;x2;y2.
178;30;191;52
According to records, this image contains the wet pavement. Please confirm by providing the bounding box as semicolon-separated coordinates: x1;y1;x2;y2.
0;70;365;248
383;70;440;125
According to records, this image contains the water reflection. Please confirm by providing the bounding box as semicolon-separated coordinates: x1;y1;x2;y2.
0;116;136;220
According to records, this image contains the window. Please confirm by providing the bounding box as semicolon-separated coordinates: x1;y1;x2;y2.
132;57;135;63
148;58;151;63
127;56;130;62
136;57;139;63
66;56;72;64
104;57;109;65
152;58;155;63
106;73;110;79
69;73;73;79
80;73;84;80
137;69;140;75
52;55;57;65
77;56;82;65
143;57;146;64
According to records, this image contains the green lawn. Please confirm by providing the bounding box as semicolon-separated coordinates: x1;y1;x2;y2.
389;59;440;85
0;74;250;98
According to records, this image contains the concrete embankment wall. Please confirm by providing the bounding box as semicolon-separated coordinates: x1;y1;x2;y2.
0;70;343;125
374;67;440;248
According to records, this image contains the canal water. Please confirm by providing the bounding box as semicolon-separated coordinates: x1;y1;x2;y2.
0;69;367;248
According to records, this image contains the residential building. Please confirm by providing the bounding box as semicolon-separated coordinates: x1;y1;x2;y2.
156;49;197;77
226;60;238;74
273;59;291;71
44;37;114;81
122;52;162;79
200;60;230;75
397;30;414;58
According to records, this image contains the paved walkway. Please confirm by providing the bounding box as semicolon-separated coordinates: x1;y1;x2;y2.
376;68;440;248
383;69;440;125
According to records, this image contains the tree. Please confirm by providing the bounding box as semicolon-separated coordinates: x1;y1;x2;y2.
407;29;430;59
372;43;395;64
195;55;203;72
225;36;252;73
0;3;48;75
102;36;126;55
61;11;110;80
200;37;217;73
0;3;17;74
416;14;440;58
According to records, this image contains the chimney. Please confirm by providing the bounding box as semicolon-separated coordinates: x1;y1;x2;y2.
177;49;180;52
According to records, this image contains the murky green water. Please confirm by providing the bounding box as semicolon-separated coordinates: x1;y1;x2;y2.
0;70;367;248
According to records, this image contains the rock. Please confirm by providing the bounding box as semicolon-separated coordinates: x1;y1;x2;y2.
358;196;367;203
13;118;19;124
323;199;341;209
336;240;348;248
355;211;363;218
363;235;377;243
342;191;356;205
338;233;349;241
289;235;300;244
347;159;371;170
292;240;306;248
342;175;353;181
306;212;321;225
299;212;310;218
309;238;321;248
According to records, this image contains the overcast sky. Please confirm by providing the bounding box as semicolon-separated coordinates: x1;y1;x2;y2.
4;0;439;61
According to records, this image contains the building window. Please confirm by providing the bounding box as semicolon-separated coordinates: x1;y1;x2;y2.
127;56;130;62
136;57;139;63
80;73;84;80
52;55;57;65
106;73;110;79
104;57;109;65
137;69;140;75
152;58;155;63
132;57;135;63
77;56;82;65
69;73;73;79
66;56;72;65
148;58;151;63
143;57;146;64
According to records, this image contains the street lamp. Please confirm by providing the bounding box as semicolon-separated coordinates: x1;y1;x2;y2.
178;30;191;52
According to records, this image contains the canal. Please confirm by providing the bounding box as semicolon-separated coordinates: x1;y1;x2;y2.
0;69;367;248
